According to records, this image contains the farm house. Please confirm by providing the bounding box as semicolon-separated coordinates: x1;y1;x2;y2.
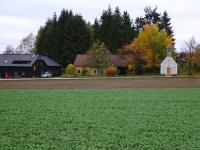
0;54;61;78
160;46;177;76
74;54;127;76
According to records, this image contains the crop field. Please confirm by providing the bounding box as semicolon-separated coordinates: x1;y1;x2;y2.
1;88;200;149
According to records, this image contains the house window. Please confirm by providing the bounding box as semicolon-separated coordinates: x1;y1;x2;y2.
83;70;88;76
78;70;81;73
12;60;31;64
94;69;96;74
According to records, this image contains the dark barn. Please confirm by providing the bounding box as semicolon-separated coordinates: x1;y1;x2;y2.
0;54;61;78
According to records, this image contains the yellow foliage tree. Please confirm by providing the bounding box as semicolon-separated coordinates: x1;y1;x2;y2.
125;24;173;69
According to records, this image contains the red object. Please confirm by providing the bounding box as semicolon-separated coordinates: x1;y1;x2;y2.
6;72;9;79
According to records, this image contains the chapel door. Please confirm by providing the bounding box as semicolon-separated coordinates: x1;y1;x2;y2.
167;68;171;76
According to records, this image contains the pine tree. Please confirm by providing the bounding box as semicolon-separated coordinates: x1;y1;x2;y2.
98;5;114;52
135;17;145;34
144;6;161;24
62;14;91;65
35;12;58;60
92;18;100;42
134;7;175;45
35;10;92;66
122;11;135;45
93;6;135;53
161;11;173;36
111;7;123;52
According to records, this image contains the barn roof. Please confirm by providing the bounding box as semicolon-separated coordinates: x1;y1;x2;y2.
0;54;61;67
74;54;125;67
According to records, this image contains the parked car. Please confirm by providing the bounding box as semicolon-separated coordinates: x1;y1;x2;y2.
41;72;52;78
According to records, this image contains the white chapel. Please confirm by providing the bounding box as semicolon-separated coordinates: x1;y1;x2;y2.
160;46;177;76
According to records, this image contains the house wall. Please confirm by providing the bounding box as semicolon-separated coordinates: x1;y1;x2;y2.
0;67;33;78
160;65;177;76
33;60;61;77
0;65;61;78
75;66;127;76
75;66;100;76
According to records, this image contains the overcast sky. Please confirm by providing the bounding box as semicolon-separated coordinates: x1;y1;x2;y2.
0;0;200;53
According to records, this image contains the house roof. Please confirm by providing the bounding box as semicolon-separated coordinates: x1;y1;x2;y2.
0;54;61;67
109;55;124;67
74;55;88;66
74;54;125;67
161;57;177;66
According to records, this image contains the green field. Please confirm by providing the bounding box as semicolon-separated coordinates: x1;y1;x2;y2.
1;89;200;149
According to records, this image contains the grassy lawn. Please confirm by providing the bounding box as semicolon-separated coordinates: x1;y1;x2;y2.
0;89;200;149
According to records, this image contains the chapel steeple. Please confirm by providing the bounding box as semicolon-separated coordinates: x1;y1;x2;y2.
167;45;173;57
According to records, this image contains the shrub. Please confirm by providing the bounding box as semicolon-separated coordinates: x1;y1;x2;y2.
65;64;75;74
135;62;145;75
105;66;118;77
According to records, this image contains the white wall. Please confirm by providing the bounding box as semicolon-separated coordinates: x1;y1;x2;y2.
160;57;177;76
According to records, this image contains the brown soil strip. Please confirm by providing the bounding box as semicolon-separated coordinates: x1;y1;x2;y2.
0;78;200;89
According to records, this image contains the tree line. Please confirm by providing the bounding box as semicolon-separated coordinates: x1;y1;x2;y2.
3;6;200;75
7;6;172;68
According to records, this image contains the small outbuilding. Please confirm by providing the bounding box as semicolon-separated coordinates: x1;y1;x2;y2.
160;46;178;76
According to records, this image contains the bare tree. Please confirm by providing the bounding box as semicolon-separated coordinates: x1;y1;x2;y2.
181;37;197;70
3;45;15;54
15;33;35;54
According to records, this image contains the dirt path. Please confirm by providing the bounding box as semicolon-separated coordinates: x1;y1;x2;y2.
0;77;200;89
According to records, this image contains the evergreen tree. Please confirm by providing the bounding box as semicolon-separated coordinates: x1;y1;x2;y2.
86;21;94;44
111;7;123;52
160;11;173;36
94;6;135;53
92;18;100;42
35;13;59;60
134;7;174;44
35;23;55;57
135;17;145;34
122;11;135;44
62;14;91;65
135;7;161;34
98;5;114;52
35;10;91;66
144;6;161;24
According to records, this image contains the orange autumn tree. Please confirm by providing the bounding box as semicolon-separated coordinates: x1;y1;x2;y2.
124;24;173;69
